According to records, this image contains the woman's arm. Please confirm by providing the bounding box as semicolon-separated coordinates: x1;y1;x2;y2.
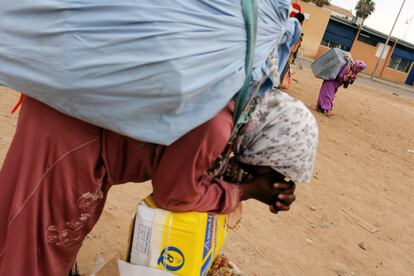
338;63;351;82
151;103;241;214
151;102;294;214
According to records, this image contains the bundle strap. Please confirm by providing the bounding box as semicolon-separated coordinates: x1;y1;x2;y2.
207;0;261;179
11;93;24;114
233;0;258;123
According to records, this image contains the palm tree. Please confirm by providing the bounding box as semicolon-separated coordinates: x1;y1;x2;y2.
350;0;376;51
312;0;331;7
355;0;376;23
301;0;331;7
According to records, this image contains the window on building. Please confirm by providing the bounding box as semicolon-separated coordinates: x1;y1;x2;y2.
357;33;379;47
387;55;412;73
320;40;350;51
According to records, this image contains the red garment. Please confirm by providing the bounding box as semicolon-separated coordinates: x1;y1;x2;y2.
0;96;239;276
289;3;302;17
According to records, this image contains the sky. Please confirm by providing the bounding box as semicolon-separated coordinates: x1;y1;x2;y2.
330;0;414;44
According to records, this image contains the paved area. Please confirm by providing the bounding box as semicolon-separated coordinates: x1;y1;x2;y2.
357;74;414;100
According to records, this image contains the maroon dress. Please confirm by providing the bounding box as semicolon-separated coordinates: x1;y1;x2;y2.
0;97;240;275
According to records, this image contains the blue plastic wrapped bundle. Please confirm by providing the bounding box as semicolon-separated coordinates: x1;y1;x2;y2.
311;48;353;80
0;0;290;145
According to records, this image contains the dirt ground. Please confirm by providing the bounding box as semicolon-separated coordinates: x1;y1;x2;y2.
1;65;414;276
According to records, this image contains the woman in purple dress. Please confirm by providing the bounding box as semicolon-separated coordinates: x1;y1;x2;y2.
317;60;367;116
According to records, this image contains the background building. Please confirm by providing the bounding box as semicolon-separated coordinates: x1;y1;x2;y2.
293;0;414;86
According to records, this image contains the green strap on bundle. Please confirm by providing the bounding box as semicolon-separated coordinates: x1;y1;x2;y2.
205;0;259;176
233;0;258;123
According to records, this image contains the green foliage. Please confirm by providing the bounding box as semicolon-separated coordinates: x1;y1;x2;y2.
312;0;331;7
355;0;376;19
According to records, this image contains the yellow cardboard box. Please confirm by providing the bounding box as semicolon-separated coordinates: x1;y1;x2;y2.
129;195;228;276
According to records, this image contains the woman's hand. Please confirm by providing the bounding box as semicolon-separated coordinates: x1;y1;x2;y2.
239;173;296;214
239;172;276;204
270;181;296;214
343;70;352;82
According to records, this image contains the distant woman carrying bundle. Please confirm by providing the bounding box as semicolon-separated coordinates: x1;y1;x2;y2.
316;60;366;116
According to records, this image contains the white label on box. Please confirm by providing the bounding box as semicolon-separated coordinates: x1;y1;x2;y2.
136;224;152;254
130;203;156;265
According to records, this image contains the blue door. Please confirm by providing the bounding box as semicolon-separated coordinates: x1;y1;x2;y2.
406;64;414;85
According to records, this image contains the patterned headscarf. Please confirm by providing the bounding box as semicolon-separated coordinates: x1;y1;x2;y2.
352;60;367;72
236;91;318;183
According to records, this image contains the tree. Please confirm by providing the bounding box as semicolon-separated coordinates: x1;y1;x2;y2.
355;0;376;22
312;0;331;7
301;0;331;7
350;0;376;51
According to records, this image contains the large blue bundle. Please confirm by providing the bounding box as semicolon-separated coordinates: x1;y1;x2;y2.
0;0;291;145
311;48;353;80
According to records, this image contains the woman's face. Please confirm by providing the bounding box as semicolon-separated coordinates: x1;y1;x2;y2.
354;67;364;73
238;162;285;181
237;162;271;175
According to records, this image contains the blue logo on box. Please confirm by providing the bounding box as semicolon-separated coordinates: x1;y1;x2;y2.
158;246;185;271
203;215;214;258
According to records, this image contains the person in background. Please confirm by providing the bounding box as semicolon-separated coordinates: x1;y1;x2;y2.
291;33;304;65
279;12;305;90
293;12;305;27
316;60;367;116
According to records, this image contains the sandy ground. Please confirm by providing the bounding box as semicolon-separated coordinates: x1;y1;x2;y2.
1;65;414;276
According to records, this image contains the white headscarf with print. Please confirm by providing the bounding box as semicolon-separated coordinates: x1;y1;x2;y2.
236;91;318;183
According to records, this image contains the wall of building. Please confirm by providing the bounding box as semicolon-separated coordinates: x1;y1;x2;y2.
381;67;410;83
315;45;331;58
295;1;331;59
350;40;389;75
349;40;413;84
